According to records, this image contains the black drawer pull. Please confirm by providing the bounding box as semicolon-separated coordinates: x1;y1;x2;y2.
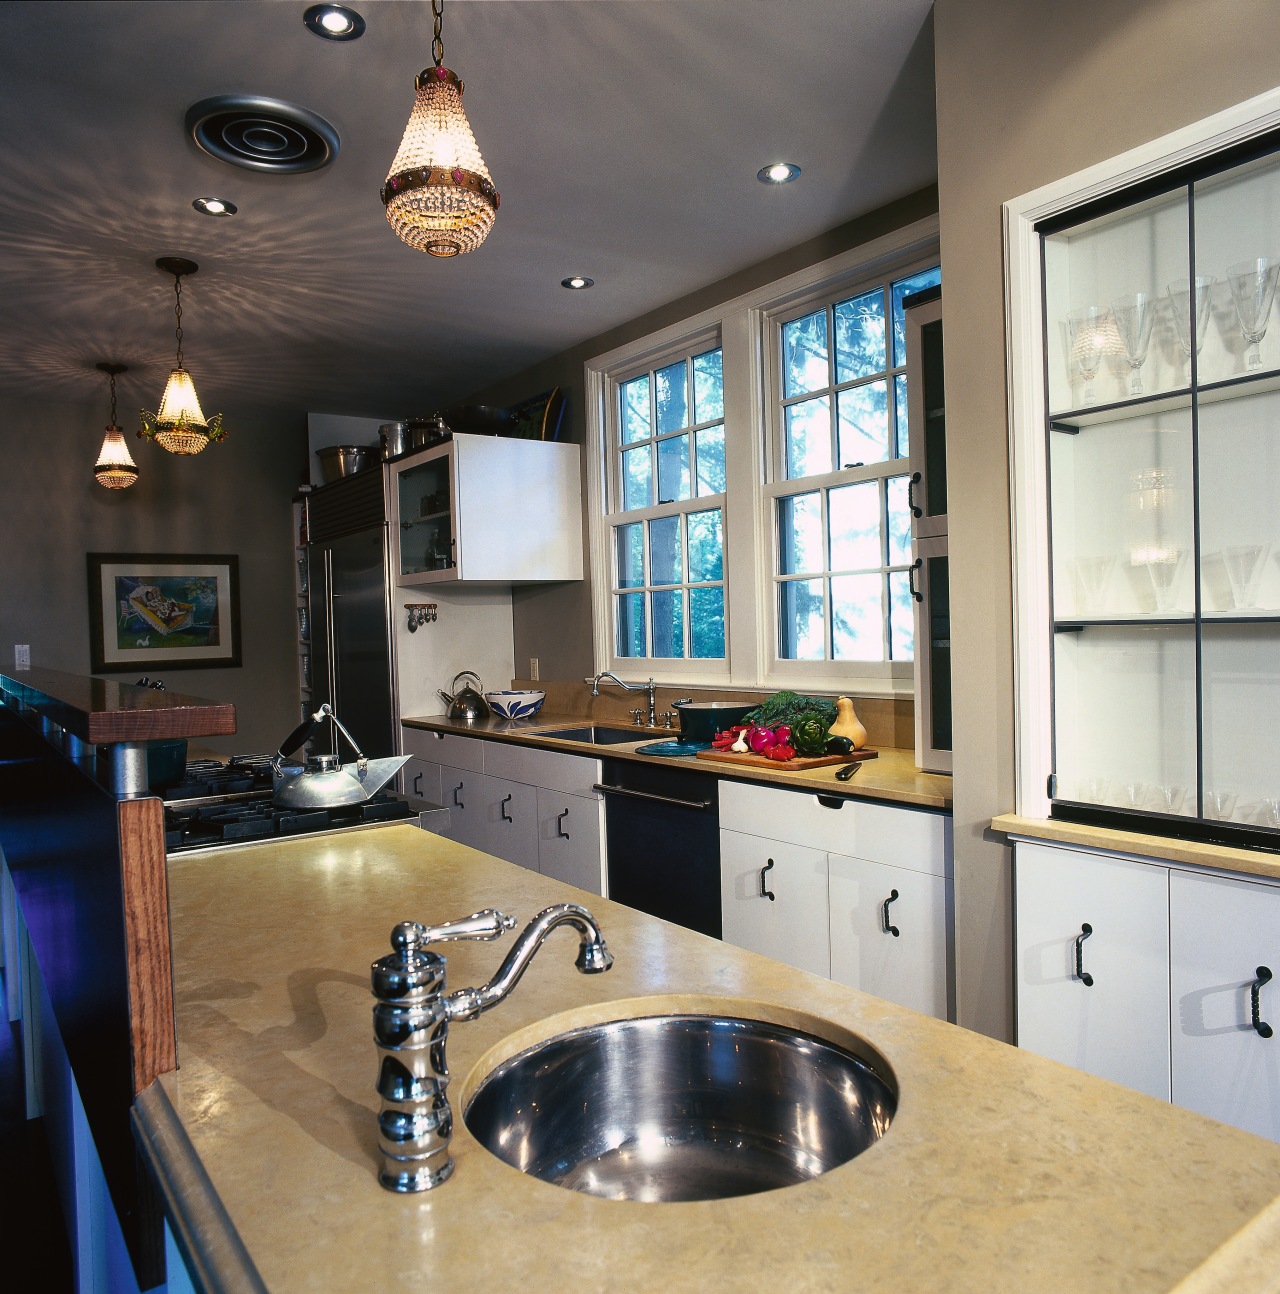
557;808;570;840
500;793;513;823
1252;966;1274;1039
452;782;464;810
760;858;776;902
1074;923;1094;987
413;772;422;796
882;889;900;937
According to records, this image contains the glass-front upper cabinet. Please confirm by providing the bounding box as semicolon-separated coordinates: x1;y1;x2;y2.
1042;145;1280;848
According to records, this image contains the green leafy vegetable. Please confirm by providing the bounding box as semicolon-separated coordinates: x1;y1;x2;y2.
745;691;837;732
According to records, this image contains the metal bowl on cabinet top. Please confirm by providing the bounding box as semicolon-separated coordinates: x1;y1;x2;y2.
463;1012;896;1202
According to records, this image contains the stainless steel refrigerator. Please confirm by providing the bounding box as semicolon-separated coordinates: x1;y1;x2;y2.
305;469;398;759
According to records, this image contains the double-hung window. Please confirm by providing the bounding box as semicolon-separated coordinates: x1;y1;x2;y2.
602;334;728;671
586;217;940;693
766;264;940;685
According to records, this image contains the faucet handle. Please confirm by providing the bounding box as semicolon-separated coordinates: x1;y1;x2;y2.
419;909;517;945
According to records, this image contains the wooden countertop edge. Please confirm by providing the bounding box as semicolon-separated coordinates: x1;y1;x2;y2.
990;813;1280;882
1;667;236;744
132;1082;269;1294
403;714;952;811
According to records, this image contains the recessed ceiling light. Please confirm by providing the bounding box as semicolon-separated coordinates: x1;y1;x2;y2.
192;196;237;217
303;4;365;40
561;276;594;290
757;162;801;185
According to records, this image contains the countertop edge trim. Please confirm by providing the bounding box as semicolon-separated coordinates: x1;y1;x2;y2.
991;813;1280;883
132;1082;268;1294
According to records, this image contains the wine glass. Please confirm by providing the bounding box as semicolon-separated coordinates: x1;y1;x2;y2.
1134;547;1184;613
1073;555;1115;615
1204;789;1238;821
1111;292;1156;394
1227;258;1279;368
1166;276;1215;360
1150;784;1187;814
1066;305;1119;404
1221;543;1270;610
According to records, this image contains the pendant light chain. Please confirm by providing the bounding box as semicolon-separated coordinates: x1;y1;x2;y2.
432;0;444;67
173;273;185;369
108;369;118;425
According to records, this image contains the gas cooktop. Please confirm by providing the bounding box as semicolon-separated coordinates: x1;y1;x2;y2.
160;757;447;853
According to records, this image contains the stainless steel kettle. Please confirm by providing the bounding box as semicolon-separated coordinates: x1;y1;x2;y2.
437;670;490;723
271;703;410;809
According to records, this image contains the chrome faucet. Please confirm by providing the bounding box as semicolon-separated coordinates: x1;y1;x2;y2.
592;670;657;727
371;903;614;1193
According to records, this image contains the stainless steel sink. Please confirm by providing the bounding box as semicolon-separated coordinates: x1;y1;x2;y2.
463;1013;895;1202
534;725;645;745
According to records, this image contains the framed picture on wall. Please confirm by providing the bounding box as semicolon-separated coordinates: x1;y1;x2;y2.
87;552;241;672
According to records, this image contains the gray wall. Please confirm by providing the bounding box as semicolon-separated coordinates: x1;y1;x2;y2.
0;392;307;754
465;185;940;683
934;0;1280;1040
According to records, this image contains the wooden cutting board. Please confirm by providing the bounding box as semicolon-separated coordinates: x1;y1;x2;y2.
695;747;878;771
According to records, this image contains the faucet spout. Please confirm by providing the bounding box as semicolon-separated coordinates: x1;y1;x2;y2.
591;671;657;726
446;903;614;1022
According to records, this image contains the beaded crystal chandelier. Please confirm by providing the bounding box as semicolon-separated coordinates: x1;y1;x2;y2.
93;363;139;490
381;0;499;257
140;258;225;455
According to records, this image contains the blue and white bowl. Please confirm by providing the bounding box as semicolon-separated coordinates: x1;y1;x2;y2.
485;689;546;720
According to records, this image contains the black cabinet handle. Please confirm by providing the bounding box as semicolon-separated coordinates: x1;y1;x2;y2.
1252;966;1274;1038
908;557;923;603
882;889;900;937
452;783;464;809
907;470;923;518
760;857;776;902
500;793;513;823
1074;923;1094;987
557;808;570;840
412;772;422;796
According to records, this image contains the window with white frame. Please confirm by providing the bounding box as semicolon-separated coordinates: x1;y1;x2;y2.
586;219;940;691
604;336;728;665
768;265;940;674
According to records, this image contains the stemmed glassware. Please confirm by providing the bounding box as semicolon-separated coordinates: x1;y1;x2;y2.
1066;305;1120;404
1221;543;1270;610
1111;292;1156;394
1134;547;1184;613
1073;555;1116;616
1166;276;1215;363
1227;258;1279;368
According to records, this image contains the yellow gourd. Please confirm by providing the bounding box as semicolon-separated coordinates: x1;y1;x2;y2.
829;696;868;749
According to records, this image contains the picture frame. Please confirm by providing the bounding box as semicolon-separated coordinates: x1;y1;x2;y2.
87;552;241;673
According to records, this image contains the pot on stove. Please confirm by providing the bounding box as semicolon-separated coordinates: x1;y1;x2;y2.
272;702;410;809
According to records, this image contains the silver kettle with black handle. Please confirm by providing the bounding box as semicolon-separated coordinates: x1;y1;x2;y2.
272;703;410;809
436;670;490;723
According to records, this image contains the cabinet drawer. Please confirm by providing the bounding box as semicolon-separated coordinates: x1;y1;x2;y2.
401;727;485;771
482;742;600;798
718;780;950;876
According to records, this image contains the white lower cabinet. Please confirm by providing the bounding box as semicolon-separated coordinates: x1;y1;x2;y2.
1014;838;1280;1141
1170;869;1280;1141
1014;842;1170;1100
829;852;951;1019
403;727;604;894
719;829;830;978
718;781;953;1017
536;788;605;893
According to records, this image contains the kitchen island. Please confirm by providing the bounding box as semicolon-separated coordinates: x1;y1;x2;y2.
138;825;1280;1292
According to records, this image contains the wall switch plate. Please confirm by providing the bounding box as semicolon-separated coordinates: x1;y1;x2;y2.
15;644;30;670
529;657;539;681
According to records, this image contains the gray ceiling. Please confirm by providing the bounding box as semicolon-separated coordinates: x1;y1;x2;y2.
0;0;937;423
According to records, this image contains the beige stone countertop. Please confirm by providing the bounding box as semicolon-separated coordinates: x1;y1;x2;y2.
136;824;1280;1292
402;711;952;810
991;812;1280;883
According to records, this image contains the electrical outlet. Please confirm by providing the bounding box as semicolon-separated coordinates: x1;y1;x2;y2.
529;657;539;681
15;644;30;670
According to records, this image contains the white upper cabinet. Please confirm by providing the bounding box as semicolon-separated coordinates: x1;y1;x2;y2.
389;434;583;587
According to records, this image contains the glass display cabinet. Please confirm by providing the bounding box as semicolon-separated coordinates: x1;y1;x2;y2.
1041;145;1280;847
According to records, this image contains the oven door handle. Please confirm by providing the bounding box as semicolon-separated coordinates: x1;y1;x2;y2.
592;783;712;811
